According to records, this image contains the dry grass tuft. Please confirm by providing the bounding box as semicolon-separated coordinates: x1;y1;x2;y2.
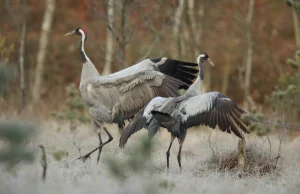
205;141;278;175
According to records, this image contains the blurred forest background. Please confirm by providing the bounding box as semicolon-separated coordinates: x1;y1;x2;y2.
0;0;299;123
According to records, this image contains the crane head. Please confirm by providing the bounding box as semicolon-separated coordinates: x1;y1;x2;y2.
197;53;214;67
64;27;87;39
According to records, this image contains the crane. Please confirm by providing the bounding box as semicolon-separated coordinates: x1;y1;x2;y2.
119;53;251;169
64;27;199;162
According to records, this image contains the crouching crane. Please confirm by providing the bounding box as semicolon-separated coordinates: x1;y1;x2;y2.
119;53;251;170
64;27;199;162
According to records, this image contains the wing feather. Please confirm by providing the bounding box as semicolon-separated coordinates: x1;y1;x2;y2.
119;108;147;148
119;96;169;148
180;92;250;138
82;57;199;120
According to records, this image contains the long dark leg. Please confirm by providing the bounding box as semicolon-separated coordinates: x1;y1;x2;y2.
177;137;185;170
166;134;175;169
96;132;103;164
177;144;183;169
78;127;113;162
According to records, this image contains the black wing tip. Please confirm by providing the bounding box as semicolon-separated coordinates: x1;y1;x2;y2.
164;58;197;66
151;110;170;115
156;58;199;88
178;67;199;74
179;84;189;90
119;110;147;148
175;60;198;67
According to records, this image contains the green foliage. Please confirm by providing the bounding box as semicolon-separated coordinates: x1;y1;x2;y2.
52;150;68;161
0;36;33;169
0;121;36;167
105;136;154;181
287;50;300;68
266;50;300;120
0;64;12;96
242;108;270;136
0;35;14;98
285;0;300;13
51;83;90;131
0;34;14;63
241;106;290;144
158;179;175;189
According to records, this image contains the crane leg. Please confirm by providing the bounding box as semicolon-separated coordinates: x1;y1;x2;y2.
96;132;103;164
78;127;113;162
166;134;175;169
177;138;185;170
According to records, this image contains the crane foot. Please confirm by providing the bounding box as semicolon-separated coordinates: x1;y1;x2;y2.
78;154;91;162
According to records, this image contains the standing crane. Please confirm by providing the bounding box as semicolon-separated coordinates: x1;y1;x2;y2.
64;27;199;162
119;53;251;169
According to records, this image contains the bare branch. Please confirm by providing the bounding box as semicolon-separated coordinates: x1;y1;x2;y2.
173;0;186;58
19;0;27;112
102;0;115;75
265;134;272;161
137;35;160;61
107;25;122;50
67;131;82;156
32;0;56;103
243;0;255;110
275;111;289;167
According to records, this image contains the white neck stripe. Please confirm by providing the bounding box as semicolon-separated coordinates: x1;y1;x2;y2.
79;29;86;50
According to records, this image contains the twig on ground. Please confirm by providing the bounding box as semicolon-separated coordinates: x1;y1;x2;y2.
265;134;272;161
39;144;47;181
67;131;82;157
201;132;219;161
275;111;288;167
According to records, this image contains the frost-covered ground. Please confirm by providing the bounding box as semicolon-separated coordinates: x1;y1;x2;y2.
1;121;300;194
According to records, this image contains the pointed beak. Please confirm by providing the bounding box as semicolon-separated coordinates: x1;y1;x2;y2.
207;58;215;67
64;30;76;36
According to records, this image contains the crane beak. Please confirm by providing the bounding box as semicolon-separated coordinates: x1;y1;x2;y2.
207;58;215;67
64;30;76;36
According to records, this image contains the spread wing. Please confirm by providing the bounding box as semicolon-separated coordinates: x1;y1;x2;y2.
91;58;198;88
179;92;250;138
119;96;168;147
84;58;198;120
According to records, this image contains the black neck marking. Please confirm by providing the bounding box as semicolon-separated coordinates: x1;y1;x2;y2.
78;35;88;63
199;60;204;80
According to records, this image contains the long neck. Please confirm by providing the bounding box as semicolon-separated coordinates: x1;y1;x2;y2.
79;34;100;85
79;35;89;63
185;60;204;95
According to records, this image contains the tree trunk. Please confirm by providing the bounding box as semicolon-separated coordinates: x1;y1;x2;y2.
222;2;238;95
187;0;201;55
119;0;127;70
173;0;185;58
293;8;300;48
32;0;55;103
102;0;115;75
243;0;255;110
187;0;208;92
19;0;27;112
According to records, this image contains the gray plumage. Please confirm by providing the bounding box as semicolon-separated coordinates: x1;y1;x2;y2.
64;27;199;161
119;53;251;169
